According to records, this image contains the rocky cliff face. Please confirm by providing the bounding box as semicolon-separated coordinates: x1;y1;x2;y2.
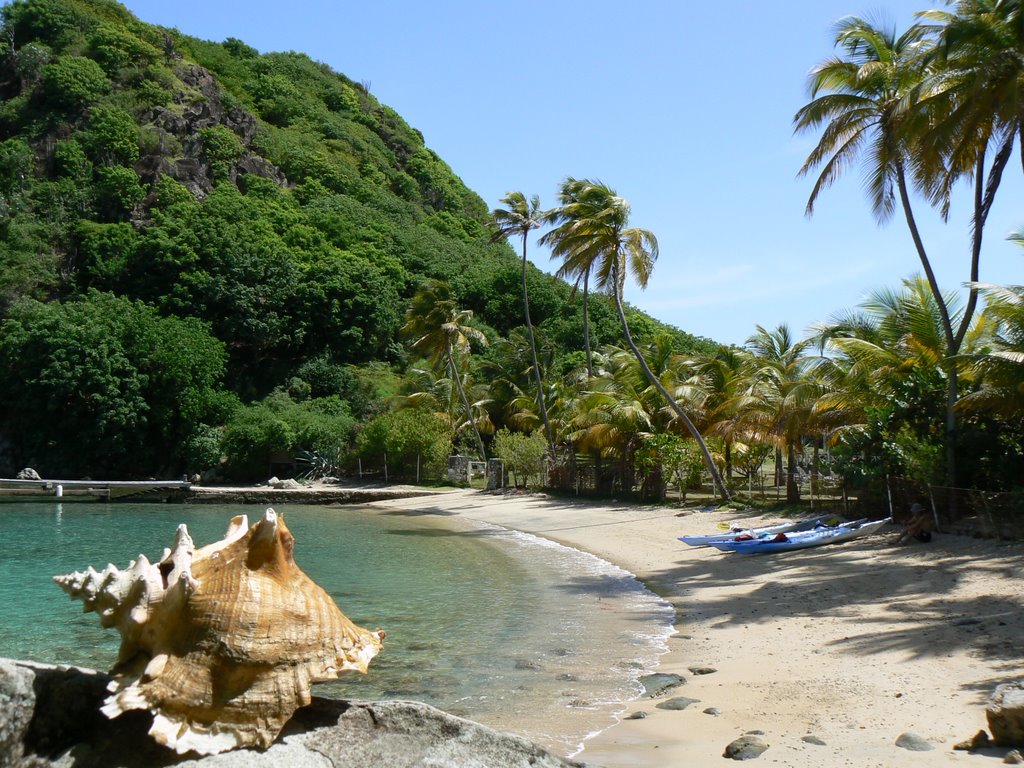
0;659;590;768
137;64;287;200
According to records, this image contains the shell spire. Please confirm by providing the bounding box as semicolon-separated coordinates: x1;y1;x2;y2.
54;508;384;755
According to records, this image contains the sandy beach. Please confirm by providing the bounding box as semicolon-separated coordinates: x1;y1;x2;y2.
365;487;1024;767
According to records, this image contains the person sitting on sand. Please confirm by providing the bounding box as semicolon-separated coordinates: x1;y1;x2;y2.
896;503;934;545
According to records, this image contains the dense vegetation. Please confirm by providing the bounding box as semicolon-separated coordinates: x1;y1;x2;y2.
0;0;711;479
1;0;1023;522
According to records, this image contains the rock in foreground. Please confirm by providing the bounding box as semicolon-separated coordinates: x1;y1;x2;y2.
990;683;1024;746
0;659;587;768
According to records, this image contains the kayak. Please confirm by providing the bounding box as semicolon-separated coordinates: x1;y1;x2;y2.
709;518;891;554
679;515;833;547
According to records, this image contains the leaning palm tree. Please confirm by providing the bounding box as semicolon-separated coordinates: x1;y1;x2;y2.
401;279;488;459
793;15;970;485
544;179;730;499
491;192;555;454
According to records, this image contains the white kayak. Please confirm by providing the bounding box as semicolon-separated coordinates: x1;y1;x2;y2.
679;515;833;547
709;518;891;554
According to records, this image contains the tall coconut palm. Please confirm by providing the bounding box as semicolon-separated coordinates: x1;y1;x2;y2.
491;191;555;454
544;179;730;499
541;177;599;376
793;16;970;485
918;0;1024;346
401;279;488;459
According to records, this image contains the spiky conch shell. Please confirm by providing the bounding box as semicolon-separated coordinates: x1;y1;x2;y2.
53;508;384;755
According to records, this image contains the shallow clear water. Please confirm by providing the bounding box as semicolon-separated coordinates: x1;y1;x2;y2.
0;501;673;756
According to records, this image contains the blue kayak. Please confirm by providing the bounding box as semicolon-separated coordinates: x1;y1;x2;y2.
709;518;891;554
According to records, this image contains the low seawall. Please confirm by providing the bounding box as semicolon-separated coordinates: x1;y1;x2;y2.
185;485;449;506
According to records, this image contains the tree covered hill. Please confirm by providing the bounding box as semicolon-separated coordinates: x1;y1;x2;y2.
0;0;714;477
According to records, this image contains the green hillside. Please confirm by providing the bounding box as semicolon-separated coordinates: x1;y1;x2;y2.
0;0;714;478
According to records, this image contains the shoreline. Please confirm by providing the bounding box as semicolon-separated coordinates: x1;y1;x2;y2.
365;487;1024;767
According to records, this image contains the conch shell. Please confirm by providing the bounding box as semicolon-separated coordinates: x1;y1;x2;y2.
54;508;384;755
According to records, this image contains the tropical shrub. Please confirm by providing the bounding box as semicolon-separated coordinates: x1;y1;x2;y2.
355;408;452;479
491;428;546;488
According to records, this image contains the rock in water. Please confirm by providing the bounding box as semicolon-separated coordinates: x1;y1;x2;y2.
53;509;384;755
638;672;685;698
990;683;1024;746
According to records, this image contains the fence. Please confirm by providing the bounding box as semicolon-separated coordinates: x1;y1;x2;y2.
543;454;1024;540
887;477;1024;539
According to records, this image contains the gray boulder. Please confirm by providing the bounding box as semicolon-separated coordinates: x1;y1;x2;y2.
638;672;685;698
895;732;934;751
990;683;1024;746
655;697;700;711
0;659;587;768
723;734;768;760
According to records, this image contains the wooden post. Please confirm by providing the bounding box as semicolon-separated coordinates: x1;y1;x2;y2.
927;484;942;534
384;452;388;483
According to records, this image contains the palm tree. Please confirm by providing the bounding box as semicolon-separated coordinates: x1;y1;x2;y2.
793;16;969;485
694;346;748;479
401;279;488;459
491;191;555;455
957;282;1024;418
812;278;987;488
541;177;599;376
731;325;819;503
566;345;658;493
395;365;495;452
917;0;1024;346
543;179;730;499
479;330;557;436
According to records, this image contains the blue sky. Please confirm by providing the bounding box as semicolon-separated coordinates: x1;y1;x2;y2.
120;0;1023;347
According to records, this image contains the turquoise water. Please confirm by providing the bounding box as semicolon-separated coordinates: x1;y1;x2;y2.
0;501;673;756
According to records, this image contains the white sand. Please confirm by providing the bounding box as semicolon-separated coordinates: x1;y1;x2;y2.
368;488;1024;767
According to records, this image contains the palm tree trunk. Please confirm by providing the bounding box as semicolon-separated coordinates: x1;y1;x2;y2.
447;346;486;460
582;271;593;378
956;134;1013;349
609;264;730;500
896;164;958;489
786;440;800;503
521;236;554;454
